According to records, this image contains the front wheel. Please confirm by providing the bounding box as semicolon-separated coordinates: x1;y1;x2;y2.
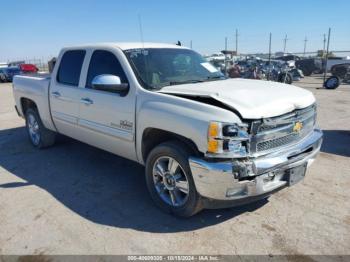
145;141;203;217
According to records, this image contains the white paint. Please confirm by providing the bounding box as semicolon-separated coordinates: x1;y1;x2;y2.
160;78;316;119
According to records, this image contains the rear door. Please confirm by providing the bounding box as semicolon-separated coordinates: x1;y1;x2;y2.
76;49;137;161
50;49;86;139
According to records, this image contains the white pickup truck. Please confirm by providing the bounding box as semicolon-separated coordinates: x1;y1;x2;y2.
13;43;323;217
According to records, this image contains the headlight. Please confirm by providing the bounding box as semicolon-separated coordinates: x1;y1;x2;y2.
207;121;249;157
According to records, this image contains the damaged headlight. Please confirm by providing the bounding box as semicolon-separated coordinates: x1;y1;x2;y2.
207;121;249;158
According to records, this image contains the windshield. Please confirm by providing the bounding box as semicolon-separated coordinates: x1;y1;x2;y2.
124;48;225;89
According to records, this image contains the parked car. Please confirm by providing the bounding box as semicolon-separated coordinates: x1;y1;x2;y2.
331;63;350;79
0;68;7;82
0;62;8;68
19;64;39;73
12;43;322;217
0;67;21;82
295;58;323;76
325;57;350;72
325;63;350;89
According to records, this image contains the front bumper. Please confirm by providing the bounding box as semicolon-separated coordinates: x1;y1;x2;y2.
189;128;323;206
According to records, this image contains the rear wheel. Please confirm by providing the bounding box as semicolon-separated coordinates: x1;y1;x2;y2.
145;141;203;217
278;72;293;84
25;108;56;148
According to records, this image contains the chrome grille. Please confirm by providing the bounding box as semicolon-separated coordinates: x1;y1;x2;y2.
257;133;298;151
251;104;316;154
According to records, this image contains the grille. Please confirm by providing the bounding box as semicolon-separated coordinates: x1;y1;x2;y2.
252;104;316;153
257;133;299;152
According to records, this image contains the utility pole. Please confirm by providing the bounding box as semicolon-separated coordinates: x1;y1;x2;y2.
268;32;272;80
224;37;228;76
323;34;326;54
268;32;272;62
303;37;308;57
235;29;238;54
283;34;289;53
323;28;331;87
190;40;192;49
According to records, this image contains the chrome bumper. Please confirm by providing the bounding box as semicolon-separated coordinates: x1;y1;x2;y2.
189;128;323;202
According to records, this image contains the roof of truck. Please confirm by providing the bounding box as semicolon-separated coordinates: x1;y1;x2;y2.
64;42;189;51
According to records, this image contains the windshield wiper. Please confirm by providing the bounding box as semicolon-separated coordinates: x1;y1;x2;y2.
169;79;204;86
206;75;226;81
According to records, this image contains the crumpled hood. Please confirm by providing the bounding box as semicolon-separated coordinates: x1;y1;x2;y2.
159;78;315;119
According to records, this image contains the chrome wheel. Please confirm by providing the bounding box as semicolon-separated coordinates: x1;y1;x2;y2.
27;113;40;145
152;156;190;207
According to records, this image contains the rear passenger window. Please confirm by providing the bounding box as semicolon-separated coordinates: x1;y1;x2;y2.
86;50;128;89
57;50;86;86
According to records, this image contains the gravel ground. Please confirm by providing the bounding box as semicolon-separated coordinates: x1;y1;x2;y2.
0;76;349;256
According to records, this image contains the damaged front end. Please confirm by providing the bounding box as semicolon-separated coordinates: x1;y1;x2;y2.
187;104;323;207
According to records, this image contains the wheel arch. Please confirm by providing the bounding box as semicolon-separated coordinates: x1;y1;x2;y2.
20;97;37;116
141;128;202;164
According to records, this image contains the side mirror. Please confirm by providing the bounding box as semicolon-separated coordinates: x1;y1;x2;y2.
92;74;129;94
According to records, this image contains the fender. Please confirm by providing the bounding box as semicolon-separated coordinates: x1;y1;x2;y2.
136;90;241;164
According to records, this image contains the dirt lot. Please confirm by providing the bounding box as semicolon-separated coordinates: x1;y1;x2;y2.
0;76;349;255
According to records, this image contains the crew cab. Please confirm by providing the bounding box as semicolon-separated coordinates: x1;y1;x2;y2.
12;43;323;217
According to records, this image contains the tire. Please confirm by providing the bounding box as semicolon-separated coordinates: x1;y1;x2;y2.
302;68;312;76
25;108;56;148
278;72;293;84
145;141;203;217
324;76;340;89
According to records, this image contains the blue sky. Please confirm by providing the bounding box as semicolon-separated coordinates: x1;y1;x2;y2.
1;0;349;61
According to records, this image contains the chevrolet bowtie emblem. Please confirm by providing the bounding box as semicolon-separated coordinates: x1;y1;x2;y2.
293;122;303;133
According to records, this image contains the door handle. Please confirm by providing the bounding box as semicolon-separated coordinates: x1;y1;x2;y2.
80;97;93;105
51;91;61;98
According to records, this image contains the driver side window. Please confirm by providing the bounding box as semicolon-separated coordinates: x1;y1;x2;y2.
86;50;129;90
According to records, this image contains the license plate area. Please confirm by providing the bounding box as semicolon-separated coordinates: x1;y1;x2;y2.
287;163;307;186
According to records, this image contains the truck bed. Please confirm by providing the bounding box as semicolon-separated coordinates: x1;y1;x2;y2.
13;73;56;131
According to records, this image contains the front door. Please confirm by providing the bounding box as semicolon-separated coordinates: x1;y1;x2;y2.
77;49;137;161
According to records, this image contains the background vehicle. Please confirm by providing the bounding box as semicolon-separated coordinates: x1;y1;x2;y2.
12;43;322;217
19;63;39;73
0;68;7;82
325;63;350;89
295;58;323;76
331;63;350;79
0;66;21;82
326;57;350;72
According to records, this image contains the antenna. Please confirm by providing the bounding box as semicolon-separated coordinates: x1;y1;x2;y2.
138;14;145;48
137;14;150;86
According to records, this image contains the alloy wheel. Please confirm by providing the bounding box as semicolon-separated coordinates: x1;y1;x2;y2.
152;156;190;207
